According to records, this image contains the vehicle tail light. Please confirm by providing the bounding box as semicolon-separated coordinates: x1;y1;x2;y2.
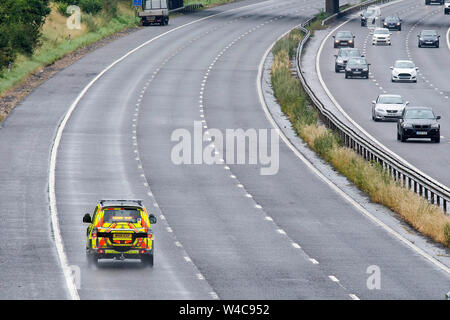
148;233;152;240
140;250;146;254
97;249;104;254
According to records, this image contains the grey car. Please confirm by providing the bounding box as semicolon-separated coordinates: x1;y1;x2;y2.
333;31;355;48
334;48;363;72
418;30;440;48
372;94;409;121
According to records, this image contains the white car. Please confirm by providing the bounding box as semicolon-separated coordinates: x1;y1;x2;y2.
445;0;450;14
372;28;392;45
372;94;409;121
391;60;418;83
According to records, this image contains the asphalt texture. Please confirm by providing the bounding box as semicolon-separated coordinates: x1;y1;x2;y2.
0;0;449;299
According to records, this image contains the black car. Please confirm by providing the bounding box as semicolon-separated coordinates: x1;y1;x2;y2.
425;0;444;4
333;31;355;48
334;48;363;72
345;57;370;79
383;16;402;31
397;107;441;143
418;30;440;48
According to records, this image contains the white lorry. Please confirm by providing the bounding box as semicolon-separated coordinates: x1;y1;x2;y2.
139;0;169;26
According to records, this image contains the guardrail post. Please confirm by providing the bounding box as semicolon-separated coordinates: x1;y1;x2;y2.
431;192;435;204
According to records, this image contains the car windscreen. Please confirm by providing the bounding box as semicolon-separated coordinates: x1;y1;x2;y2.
385;17;399;22
348;58;366;65
378;96;403;104
421;30;437;36
375;29;389;34
103;208;141;223
404;109;435;119
336;31;352;38
395;61;414;68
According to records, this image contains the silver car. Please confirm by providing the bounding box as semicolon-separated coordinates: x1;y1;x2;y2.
372;94;409;121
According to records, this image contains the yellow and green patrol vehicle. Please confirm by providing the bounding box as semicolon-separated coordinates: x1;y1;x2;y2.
83;199;157;266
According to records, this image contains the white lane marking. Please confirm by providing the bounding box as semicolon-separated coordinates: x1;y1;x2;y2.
329;275;340;282
309;258;319;265
349;294;360;300
197;273;205;280
292;242;301;249
447;27;450;51
256;21;450;277
48;0;274;299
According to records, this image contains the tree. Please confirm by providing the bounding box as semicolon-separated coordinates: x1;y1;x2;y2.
0;0;51;72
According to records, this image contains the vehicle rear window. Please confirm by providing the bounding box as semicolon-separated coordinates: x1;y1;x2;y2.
103;208;141;223
337;31;352;37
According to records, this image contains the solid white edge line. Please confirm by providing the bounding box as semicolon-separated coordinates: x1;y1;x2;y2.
256;14;450;277
446;26;450;51
316;0;450;194
49;0;273;300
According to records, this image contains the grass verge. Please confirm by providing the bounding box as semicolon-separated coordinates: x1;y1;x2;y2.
0;1;139;98
270;29;450;247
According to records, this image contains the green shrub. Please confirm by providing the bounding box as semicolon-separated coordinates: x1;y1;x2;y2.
80;0;103;15
56;2;70;17
81;13;98;31
313;131;336;158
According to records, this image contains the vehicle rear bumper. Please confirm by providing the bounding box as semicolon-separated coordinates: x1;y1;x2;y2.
87;248;153;259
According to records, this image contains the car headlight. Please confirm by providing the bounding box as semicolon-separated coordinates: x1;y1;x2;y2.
363;68;368;72
431;123;439;129
397;22;401;25
337;58;344;63
403;123;413;128
346;67;351;71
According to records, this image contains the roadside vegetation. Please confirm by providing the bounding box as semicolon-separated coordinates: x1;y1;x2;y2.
184;0;236;7
0;0;139;98
271;28;450;247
